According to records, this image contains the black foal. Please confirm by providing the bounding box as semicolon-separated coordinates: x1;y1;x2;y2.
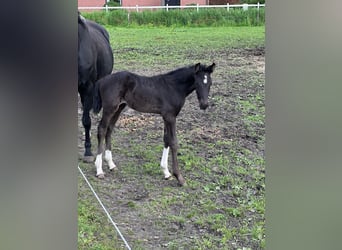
93;63;215;186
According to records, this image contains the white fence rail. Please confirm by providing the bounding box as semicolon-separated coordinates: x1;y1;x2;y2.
78;3;265;12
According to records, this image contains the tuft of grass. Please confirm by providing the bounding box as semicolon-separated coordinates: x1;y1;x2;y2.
78;186;123;249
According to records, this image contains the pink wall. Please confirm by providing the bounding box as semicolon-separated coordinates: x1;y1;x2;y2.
78;0;209;8
122;0;162;7
78;0;106;12
122;0;208;6
78;0;106;8
181;0;207;5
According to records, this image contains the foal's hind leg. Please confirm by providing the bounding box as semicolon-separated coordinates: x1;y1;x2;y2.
95;108;116;178
104;103;126;170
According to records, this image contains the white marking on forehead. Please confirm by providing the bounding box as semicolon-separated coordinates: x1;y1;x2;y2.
203;74;208;84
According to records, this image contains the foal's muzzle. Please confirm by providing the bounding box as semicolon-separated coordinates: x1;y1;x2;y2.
199;102;209;110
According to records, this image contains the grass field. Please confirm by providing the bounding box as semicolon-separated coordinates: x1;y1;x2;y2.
78;25;265;249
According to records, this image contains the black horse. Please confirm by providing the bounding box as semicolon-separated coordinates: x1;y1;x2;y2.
93;63;215;186
78;12;114;162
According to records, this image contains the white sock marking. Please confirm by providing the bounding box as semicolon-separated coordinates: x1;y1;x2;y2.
160;147;171;179
104;150;116;170
95;154;104;176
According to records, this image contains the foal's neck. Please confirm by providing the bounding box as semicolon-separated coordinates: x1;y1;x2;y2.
174;71;196;97
184;81;196;97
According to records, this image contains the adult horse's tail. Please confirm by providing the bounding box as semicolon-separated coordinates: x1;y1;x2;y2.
93;82;102;114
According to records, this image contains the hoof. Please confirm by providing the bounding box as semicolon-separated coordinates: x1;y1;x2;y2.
83;155;94;163
164;174;172;180
177;176;186;186
178;180;187;187
109;166;117;171
96;173;105;179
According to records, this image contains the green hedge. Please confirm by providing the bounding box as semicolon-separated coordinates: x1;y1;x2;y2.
82;8;265;27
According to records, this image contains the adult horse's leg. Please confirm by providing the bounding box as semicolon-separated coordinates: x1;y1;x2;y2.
95;108;115;178
82;89;94;162
104;103;126;170
163;115;185;186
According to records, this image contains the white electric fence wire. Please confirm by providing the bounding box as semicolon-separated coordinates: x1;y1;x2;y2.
78;165;132;250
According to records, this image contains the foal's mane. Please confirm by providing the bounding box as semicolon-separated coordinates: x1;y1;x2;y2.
162;64;208;85
165;63;209;76
161;65;195;84
165;65;194;76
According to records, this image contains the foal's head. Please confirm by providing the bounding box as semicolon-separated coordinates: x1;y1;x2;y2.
194;63;216;110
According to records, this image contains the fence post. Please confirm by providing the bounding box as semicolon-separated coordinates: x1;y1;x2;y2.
136;5;139;12
105;4;108;12
243;3;248;11
197;3;199;12
227;3;229;11
166;4;168;12
257;2;260;24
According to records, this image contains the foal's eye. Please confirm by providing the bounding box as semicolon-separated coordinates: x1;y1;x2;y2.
203;75;208;84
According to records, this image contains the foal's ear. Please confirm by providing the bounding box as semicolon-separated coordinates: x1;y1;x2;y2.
78;12;86;23
194;63;201;73
207;63;216;73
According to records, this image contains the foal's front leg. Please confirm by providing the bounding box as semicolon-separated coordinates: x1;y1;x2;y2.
163;117;186;186
161;124;172;179
160;148;172;180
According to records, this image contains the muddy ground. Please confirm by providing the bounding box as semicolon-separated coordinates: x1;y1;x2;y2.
78;46;265;249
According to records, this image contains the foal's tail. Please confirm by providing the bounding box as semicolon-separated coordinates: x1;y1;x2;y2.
92;81;102;114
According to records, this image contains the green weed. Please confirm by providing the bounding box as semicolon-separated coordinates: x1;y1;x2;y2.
78;184;122;249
